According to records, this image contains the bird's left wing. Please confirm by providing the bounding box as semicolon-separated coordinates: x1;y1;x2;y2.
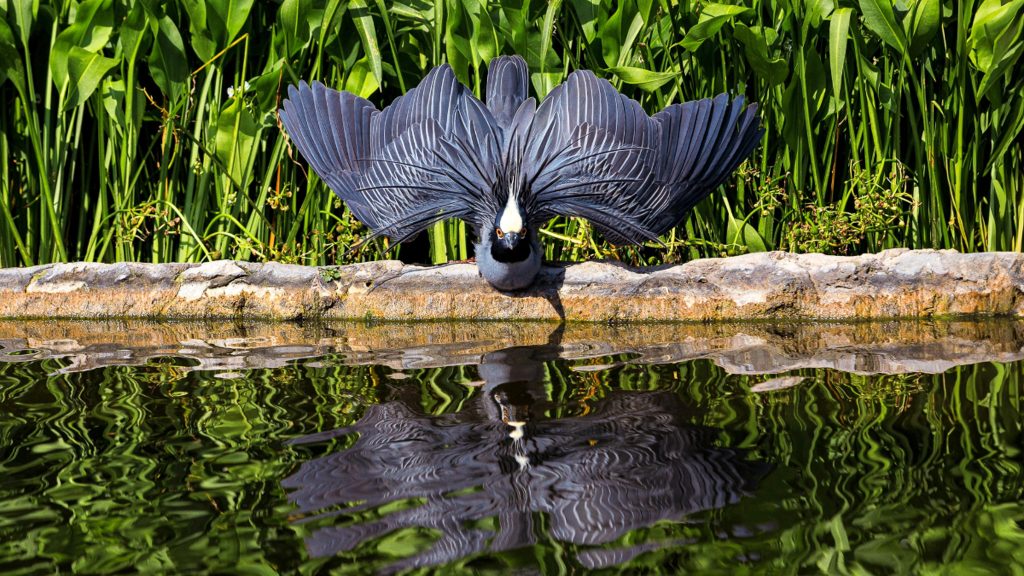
516;71;763;245
513;71;663;243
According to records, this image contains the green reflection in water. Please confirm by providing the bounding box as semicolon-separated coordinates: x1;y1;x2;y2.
0;344;1021;575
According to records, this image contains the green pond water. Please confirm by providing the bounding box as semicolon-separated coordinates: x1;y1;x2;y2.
0;321;1022;575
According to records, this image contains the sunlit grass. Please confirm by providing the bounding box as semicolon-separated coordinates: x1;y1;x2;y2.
0;0;1021;267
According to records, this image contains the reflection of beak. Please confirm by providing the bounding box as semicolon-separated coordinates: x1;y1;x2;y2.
495;394;512;422
501;231;520;249
494;393;528;446
493;390;531;425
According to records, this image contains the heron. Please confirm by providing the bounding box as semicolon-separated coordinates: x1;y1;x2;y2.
279;55;763;291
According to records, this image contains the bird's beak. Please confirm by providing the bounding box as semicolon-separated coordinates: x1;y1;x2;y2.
502;231;520;249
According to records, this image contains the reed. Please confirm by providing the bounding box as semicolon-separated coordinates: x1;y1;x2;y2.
0;0;1021;267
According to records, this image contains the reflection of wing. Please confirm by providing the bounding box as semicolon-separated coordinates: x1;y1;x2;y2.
284;402;500;514
279;66;504;243
517;71;763;244
283;388;770;573
575;539;694;570
303;503;494;574
537;393;769;546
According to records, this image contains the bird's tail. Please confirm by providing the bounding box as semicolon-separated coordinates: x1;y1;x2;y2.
486;55;530;130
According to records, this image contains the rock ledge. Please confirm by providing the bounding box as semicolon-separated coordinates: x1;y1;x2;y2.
1;249;1022;321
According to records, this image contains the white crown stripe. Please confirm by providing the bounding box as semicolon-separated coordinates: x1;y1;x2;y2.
498;193;523;232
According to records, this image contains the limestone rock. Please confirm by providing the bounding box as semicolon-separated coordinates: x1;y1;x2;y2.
0;250;1021;321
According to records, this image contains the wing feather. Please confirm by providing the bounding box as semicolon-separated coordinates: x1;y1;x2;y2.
279;81;380;227
519;71;763;245
689;94;730;180
280;64;504;243
703;96;745;182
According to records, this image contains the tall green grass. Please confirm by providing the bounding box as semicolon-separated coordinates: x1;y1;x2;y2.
0;0;1021;267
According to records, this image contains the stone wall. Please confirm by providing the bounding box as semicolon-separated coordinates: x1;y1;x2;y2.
1;249;1022;321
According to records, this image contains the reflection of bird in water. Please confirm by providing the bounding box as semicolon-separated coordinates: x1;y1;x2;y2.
283;346;771;573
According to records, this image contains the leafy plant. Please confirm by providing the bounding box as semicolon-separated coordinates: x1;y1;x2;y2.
0;0;1021;268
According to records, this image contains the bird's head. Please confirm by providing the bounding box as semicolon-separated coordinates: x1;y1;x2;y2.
490;192;531;261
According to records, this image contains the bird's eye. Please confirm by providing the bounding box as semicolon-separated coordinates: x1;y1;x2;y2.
495;228;504;239
519;227;527;235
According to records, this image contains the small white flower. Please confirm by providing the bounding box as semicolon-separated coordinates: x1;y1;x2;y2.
227;81;251;99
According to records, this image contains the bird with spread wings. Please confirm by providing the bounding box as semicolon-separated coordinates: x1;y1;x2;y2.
279;55;763;290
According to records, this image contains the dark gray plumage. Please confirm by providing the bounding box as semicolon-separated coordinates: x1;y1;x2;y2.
279;56;764;290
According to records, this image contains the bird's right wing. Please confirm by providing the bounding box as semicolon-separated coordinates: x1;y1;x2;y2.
280;65;503;244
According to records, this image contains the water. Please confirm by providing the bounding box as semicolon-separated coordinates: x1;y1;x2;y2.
0;320;1022;575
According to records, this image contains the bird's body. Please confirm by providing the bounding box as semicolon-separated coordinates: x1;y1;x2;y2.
475;226;542;291
279;56;763;291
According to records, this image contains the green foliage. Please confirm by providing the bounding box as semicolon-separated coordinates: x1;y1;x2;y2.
785;160;913;253
0;0;1022;268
